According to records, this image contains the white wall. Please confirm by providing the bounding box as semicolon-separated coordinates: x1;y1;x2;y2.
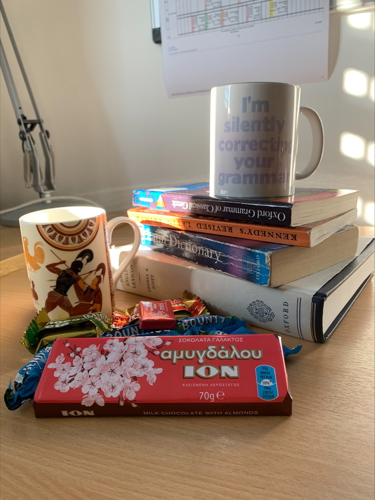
1;1;374;225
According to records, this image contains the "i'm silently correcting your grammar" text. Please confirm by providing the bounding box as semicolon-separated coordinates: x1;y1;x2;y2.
216;97;292;187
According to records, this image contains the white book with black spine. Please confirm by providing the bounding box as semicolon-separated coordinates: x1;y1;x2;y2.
110;237;374;343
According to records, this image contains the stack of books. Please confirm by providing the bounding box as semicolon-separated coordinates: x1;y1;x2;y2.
113;182;374;343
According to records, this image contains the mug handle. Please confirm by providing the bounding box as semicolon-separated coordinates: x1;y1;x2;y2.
295;107;324;180
106;216;141;285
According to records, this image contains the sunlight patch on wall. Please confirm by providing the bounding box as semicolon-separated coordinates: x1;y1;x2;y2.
367;142;375;166
357;196;363;218
364;202;375;225
340;132;366;159
347;12;373;29
343;68;369;96
336;0;363;11
370;77;375;101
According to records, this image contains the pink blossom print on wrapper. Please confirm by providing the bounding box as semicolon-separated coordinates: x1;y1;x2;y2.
47;337;166;407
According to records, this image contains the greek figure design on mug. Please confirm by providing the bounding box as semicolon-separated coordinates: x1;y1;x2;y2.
19;207;141;322
21;215;108;318
44;249;107;318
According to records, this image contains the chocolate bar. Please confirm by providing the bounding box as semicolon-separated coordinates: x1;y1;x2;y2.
33;334;292;417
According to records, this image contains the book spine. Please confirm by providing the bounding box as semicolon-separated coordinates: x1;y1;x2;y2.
132;183;210;209
139;225;273;286
160;192;293;226
132;192;162;208
128;210;311;247
115;249;316;342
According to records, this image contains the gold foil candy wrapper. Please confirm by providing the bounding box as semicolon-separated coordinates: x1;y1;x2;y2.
21;311;111;354
169;298;192;319
182;290;210;317
35;326;99;353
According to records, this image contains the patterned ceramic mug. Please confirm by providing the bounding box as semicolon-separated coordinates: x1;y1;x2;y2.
19;206;141;321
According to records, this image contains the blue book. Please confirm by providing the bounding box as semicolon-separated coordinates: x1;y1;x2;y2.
138;224;359;287
133;182;209;209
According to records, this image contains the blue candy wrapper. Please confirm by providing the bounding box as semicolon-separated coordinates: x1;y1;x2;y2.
101;315;246;337
221;325;303;358
100;315;303;358
4;345;52;411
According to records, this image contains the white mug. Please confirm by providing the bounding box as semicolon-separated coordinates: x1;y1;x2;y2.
210;82;324;198
19;206;141;321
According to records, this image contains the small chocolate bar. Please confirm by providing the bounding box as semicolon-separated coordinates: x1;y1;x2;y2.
139;300;177;330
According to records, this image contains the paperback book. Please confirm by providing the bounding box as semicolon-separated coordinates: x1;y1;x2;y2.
112;237;375;343
138;224;359;287
128;207;357;248
132;184;359;227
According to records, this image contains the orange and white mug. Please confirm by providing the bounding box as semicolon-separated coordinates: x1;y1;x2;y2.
19;206;140;321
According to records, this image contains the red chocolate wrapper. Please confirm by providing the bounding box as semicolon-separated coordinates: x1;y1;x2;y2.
116;291;210;326
34;334;292;418
139;300;177;330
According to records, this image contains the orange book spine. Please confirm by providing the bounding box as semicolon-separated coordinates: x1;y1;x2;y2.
127;208;312;247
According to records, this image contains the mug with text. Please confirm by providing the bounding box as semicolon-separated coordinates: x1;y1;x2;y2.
210;82;324;198
19;206;141;321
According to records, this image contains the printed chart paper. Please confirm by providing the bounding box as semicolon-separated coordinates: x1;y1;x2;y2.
160;0;330;97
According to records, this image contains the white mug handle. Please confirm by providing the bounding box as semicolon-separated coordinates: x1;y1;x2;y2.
106;216;141;285
295;107;324;180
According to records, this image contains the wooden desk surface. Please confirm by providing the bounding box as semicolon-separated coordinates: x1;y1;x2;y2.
0;257;374;499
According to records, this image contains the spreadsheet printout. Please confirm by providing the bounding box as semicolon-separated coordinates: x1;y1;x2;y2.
160;0;330;97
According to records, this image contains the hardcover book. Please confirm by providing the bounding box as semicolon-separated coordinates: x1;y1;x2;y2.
34;334;292;418
112;237;374;343
132;184;359;227
138;224;359;287
128;207;357;248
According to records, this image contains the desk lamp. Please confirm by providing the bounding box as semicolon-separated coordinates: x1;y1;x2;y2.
0;0;98;227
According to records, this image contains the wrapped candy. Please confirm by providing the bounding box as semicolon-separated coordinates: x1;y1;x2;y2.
115;291;210;326
21;311;111;354
4;345;52;411
139;300;177;330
